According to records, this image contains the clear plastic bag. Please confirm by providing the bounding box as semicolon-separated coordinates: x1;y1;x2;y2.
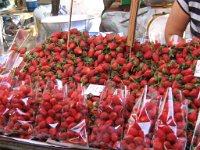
4;80;38;139
34;79;64;141
89;83;126;149
86;94;100;136
152;87;188;150
121;85;160;150
0;75;14;133
58;83;89;147
190;110;200;150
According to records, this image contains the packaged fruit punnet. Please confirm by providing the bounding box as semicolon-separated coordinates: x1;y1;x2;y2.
89;83;126;149
152;87;188;150
121;85;161;150
34;79;64;141
58;83;89;147
4;80;38;139
190;110;200;150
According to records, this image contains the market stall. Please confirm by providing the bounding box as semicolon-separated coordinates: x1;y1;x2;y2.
0;0;200;150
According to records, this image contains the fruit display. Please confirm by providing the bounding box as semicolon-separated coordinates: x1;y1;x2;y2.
0;29;199;149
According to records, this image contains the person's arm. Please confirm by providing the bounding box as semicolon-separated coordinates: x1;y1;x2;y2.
165;0;190;43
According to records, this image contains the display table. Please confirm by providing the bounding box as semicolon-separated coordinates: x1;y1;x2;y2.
0;136;83;150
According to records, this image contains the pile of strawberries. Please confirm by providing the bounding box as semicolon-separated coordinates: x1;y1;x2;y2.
0;29;199;149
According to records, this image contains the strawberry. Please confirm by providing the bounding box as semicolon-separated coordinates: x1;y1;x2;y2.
113;75;121;83
108;42;117;50
97;54;104;63
53;104;62;112
176;57;185;64
88;48;95;57
162;54;170;62
74;47;82;55
143;51;152;59
111;132;118;142
166;133;177;142
152;53;159;62
161;47;170;53
143;70;152;77
104;54;112;62
183;74;194;83
153;138;163;150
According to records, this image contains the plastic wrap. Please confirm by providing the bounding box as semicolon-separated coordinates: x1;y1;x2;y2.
4;80;38;139
34;79;64;141
190;110;200;150
121;85;160;150
58;83;89;147
89;84;126;149
152;87;188;150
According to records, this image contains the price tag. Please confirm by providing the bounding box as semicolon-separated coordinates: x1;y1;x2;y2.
194;60;200;77
85;84;105;96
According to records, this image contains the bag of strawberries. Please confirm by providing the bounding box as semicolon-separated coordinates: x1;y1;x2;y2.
34;79;64;141
121;85;161;150
190;110;200;150
0;74;15;133
58;83;89;147
152;87;188;150
4;79;39;139
89;82;126;149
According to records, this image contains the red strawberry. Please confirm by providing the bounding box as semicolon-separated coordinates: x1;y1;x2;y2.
74;47;82;55
128;127;138;137
153;138;163;150
162;54;170;62
95;44;104;50
176;58;185;64
152;53;159;62
188;110;198;123
105;54;112;62
111;132;118;142
143;70;152;77
53;104;62;112
46;116;54;124
183;75;194;83
108;42;117;50
97;54;104;63
88;48;95;57
113;75;121;83
181;68;193;76
166;133;177;142
116;58;126;65
161;47;170;53
143;51;152;59
102;133;110;143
